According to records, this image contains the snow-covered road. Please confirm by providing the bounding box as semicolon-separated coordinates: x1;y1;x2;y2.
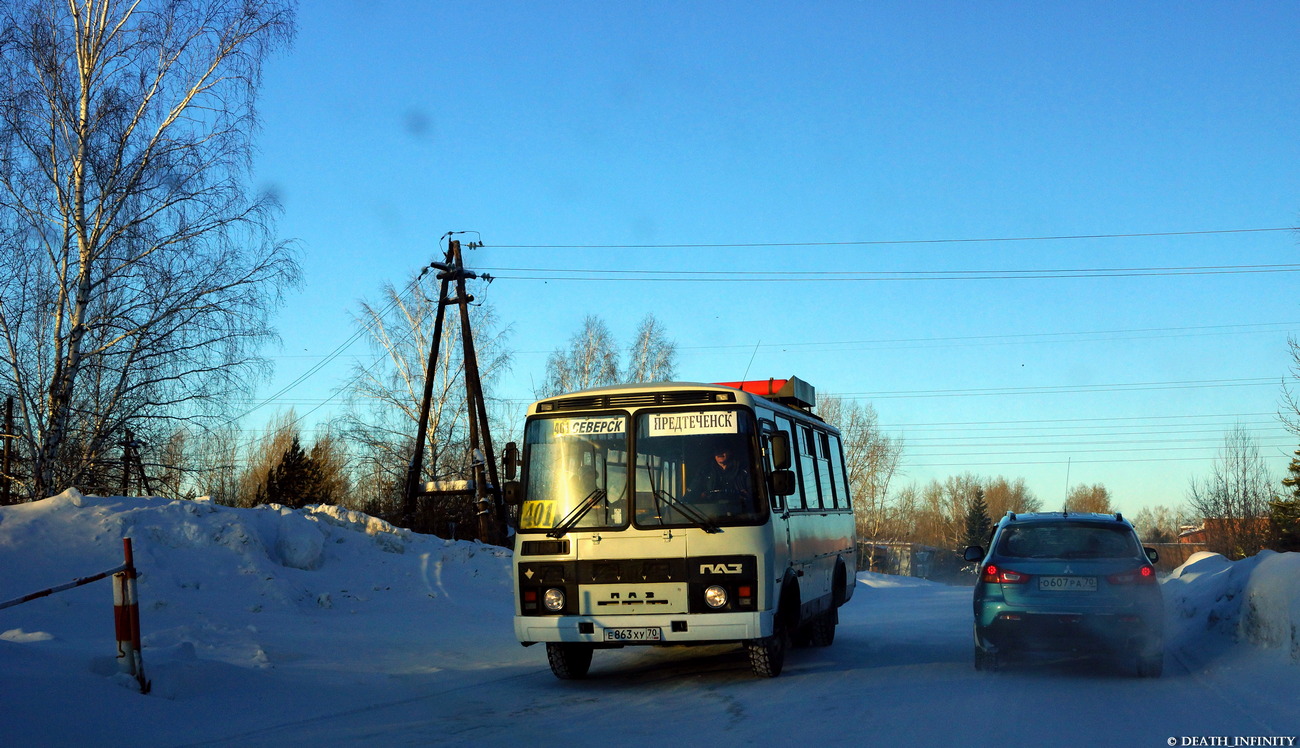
221;577;1294;748
2;494;1296;747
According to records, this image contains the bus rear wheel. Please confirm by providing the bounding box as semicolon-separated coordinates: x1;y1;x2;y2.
809;609;837;647
546;642;593;679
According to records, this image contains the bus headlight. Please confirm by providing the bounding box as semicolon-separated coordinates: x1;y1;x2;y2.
704;585;728;609
543;587;566;612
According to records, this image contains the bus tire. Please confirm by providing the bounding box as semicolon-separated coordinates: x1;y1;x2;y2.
810;609;836;647
811;563;846;647
749;586;797;677
546;642;593;679
746;622;786;677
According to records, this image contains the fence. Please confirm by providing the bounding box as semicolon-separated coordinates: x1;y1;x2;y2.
0;537;149;694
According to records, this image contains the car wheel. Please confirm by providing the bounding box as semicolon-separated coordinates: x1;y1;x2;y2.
1136;653;1163;678
546;642;593;680
974;644;999;672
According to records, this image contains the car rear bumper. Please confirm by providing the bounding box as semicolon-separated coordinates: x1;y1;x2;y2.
976;608;1161;656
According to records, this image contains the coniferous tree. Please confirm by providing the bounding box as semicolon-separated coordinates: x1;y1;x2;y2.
1272;449;1300;551
963;489;992;548
263;436;316;509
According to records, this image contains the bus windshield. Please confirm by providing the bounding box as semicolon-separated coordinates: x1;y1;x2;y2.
632;409;764;529
517;408;766;534
518;414;630;533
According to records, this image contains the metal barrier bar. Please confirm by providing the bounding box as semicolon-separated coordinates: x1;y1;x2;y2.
0;563;128;611
0;538;149;693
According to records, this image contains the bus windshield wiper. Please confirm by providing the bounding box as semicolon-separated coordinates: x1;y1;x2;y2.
651;488;721;534
547;488;608;539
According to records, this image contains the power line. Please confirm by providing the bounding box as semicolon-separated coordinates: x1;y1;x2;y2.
834;377;1279;400
487;226;1297;249
875;410;1279;430
484;264;1300;283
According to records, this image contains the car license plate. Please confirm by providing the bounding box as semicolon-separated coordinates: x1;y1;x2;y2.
604;627;663;642
1038;576;1097;592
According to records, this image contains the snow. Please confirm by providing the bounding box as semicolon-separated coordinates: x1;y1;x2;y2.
1;492;1297;746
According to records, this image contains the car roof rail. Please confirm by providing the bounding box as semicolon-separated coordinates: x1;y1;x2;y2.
1115;512;1124;522
1005;511;1016;521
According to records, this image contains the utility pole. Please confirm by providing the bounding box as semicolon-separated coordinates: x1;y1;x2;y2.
2;396;13;505
402;239;505;545
121;430;153;498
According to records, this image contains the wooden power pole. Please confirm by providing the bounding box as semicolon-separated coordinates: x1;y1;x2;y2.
402;239;505;545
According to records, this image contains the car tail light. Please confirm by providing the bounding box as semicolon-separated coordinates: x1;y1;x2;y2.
982;564;1029;584
1107;566;1157;585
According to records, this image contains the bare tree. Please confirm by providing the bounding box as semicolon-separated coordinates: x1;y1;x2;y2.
818;395;903;561
1130;504;1186;544
1186;426;1275;559
983;476;1041;519
1065;483;1113;514
236;410;299;508
154;428;189;499
0;0;299;500
340;275;512;517
625;313;677;383
541;315;619;397
1279;336;1300;437
307;429;351;506
187;423;241;504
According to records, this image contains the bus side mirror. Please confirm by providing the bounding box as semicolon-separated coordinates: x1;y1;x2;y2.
503;481;523;506
503;441;519;480
770;469;795;497
770;432;791;471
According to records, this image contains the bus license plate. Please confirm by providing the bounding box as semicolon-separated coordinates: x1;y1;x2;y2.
1038;576;1097;592
604;627;663;642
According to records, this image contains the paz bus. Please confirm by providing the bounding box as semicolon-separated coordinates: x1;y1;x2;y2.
503;377;857;678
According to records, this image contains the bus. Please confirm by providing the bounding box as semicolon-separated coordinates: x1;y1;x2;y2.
503;377;857;678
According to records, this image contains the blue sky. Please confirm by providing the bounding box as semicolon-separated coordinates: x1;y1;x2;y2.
244;1;1300;514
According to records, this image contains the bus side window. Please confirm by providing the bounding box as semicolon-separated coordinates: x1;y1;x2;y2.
828;433;851;509
776;415;804;511
816;431;837;510
799;424;821;511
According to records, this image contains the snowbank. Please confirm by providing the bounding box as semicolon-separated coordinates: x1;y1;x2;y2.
1237;552;1300;662
1162;549;1300;664
0;492;514;686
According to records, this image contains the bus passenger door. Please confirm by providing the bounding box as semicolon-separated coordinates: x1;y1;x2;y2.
761;422;794;585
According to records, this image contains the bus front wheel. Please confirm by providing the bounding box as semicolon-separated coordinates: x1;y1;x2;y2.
746;615;789;677
546;642;593;679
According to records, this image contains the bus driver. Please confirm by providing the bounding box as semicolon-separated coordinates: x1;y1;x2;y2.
688;440;752;504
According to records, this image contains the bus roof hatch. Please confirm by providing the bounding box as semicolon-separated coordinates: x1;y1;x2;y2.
713;376;815;410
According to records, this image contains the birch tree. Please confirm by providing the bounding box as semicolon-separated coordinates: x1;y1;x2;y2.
541;315;619;396
625;313;677;383
0;0;298;500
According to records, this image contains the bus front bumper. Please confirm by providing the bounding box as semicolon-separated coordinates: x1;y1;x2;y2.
515;610;774;646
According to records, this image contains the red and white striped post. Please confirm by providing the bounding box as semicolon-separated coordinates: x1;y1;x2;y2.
112;538;150;694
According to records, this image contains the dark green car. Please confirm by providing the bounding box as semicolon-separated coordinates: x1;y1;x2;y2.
964;511;1163;677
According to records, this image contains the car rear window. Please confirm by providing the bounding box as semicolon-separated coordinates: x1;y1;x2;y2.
996;523;1141;560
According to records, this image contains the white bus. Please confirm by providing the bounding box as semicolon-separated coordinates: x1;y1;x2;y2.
503;377;857;678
